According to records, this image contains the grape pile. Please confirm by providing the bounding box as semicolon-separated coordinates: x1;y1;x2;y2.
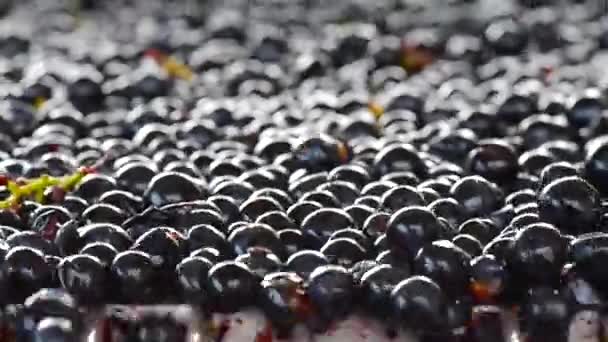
2;0;608;341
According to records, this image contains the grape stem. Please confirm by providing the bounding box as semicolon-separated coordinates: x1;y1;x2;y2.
0;151;111;209
0;167;95;209
144;48;194;81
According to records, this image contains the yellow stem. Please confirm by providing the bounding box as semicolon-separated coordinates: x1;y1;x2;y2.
161;57;194;81
0;169;89;210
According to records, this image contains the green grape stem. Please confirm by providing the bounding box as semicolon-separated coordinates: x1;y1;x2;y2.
0;166;96;209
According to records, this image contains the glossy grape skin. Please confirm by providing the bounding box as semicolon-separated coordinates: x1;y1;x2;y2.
293;135;351;172
115;162;157;195
239;196;284;221
538;176;601;235
287;201;322;226
228;223;286;261
521;287;570;341
206;260;259;313
33;317;79;342
187;224;231;255
450;176;503;219
278;229;307;256
390;275;448;335
569;232;608;264
73;174;117;202
469;254;508;303
320;237;367;268
175;256;213;305
79;242;118;268
386;206;441;261
4;246;52;303
413;240;472;297
466;141;518;186
360;264;409;317
4;1;608;336
143;172;206;207
380;185;425;212
285;250;329;279
585;141;608;194
131;227;185;271
301;208;355;246
452;234;483;257
509;223;568;288
458;218;500;245
23;288;79;322
362;212;390;241
373;143;428;179
538;162;579;190
68;77;104;114
6;231;57;256
429;198;465;230
571;247;608;298
58;254;107;305
110;250;160;304
0;248;9;304
306;265;355;332
259;272;307;336
78;223;132;252
235;247;283;279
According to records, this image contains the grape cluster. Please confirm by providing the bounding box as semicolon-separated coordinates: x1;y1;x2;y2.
1;0;608;341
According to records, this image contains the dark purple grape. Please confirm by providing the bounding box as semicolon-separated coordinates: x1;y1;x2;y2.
510;223;568;287
4;246;52;303
386;206;441;260
307;265;355;330
143;172;206;207
538;176;601;235
206;260;259;313
414;240;471;297
360;264;409;317
175;256;213;305
58;254;107;304
235;247;282;279
391;275;448;335
285;250;329;279
111;250;160;304
259;272;306;336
